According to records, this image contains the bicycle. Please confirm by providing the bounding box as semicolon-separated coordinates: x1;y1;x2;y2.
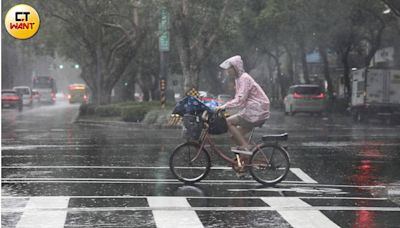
169;110;290;186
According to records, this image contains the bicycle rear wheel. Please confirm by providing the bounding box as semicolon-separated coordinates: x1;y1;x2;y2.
250;144;290;186
169;142;211;184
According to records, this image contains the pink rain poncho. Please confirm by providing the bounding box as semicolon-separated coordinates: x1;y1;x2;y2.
220;55;270;123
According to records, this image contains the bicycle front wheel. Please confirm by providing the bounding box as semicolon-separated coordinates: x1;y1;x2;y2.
169;142;211;184
250;144;290;186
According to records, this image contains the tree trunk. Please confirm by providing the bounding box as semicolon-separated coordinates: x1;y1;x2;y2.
267;50;285;100
299;38;310;84
99;86;112;104
94;46;104;105
319;45;333;99
284;45;295;86
341;46;352;101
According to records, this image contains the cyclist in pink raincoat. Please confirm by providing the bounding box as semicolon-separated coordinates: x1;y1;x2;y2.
216;55;270;151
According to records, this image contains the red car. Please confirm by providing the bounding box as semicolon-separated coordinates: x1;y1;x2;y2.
2;90;23;111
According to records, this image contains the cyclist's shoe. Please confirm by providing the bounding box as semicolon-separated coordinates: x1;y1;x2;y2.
232;158;249;177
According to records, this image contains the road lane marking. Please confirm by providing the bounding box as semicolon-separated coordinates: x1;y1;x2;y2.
1;178;389;188
290;168;318;183
50;129;67;132
262;197;340;228
3;206;400;213
229;187;348;195
1;145;96;150
147;197;204;228
0;177;304;185
16;197;69;228
2;165;233;170
1;196;389;200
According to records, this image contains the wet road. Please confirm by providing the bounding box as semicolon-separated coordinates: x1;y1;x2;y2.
2;101;400;227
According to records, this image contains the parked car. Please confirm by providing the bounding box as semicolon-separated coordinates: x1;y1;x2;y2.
2;90;23;111
217;94;232;105
284;84;326;115
13;86;33;107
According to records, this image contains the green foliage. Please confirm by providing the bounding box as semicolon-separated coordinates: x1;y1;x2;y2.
121;106;152;122
142;110;161;125
79;102;170;124
79;104;96;116
95;105;122;117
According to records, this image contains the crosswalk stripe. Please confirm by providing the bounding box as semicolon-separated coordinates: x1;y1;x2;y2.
290;168;318;183
262;197;340;228
16;197;69;228
147;197;204;228
1;196;389;200
3;196;400;227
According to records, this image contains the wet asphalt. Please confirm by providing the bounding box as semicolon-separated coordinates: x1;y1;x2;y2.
1;99;400;227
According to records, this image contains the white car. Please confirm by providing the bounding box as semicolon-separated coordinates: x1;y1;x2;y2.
284;84;327;115
12;86;33;107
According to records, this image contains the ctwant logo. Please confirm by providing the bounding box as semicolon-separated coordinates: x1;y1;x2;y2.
5;4;40;40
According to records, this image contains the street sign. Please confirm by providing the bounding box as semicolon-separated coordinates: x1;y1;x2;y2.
159;32;169;51
159;7;169;51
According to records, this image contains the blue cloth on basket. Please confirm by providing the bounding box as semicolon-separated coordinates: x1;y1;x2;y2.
172;96;211;116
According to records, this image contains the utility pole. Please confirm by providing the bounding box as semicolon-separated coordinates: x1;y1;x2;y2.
159;7;169;109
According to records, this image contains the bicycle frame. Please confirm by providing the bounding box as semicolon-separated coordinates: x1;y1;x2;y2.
192;123;263;165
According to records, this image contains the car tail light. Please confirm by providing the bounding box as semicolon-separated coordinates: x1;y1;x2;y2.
67;94;71;100
293;93;304;99
313;93;325;99
3;96;20;101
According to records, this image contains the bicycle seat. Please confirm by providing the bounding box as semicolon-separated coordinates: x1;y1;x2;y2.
262;133;288;141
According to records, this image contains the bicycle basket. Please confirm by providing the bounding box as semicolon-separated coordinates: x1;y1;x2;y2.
182;114;204;141
208;111;228;135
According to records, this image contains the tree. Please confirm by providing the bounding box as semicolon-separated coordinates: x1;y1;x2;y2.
167;0;231;91
36;0;151;105
382;0;400;17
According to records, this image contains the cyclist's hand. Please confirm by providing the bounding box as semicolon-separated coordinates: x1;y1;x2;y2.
215;106;225;112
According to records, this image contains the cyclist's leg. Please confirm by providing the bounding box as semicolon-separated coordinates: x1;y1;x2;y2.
226;115;250;149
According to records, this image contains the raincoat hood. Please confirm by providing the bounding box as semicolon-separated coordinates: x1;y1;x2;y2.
219;55;245;76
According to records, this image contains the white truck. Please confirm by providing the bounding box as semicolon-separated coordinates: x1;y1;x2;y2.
351;68;400;123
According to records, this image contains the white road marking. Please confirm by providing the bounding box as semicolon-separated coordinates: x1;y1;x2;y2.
0;177;302;185
229;187;348;195
262;197;340;228
302;141;400;147
2;165;233;170
50;129;66;132
290;168;318;183
3;206;400;213
1;196;389;200
1;205;400;213
1;177;389;188
147;197;204;228
16;197;69;228
14;129;30;132
1;145;95;150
